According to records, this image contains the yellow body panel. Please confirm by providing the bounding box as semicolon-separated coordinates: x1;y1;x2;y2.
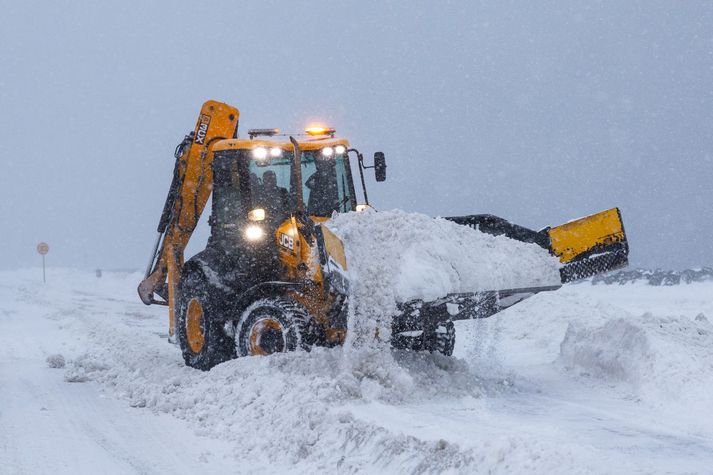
275;217;302;278
548;208;626;263
320;225;348;271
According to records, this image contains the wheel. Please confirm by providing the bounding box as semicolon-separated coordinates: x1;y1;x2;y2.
176;269;235;370
235;297;319;357
391;320;456;356
432;320;456;356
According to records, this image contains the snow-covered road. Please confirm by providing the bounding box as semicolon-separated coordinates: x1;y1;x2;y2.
0;270;236;474
2;268;712;474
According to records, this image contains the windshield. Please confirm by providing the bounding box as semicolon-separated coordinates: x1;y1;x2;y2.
247;150;354;218
302;151;354;216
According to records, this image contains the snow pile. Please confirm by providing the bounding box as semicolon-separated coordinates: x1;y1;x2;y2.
45;353;65;368
559;311;713;411
327;209;561;304
63;330;554;473
326;209;560;349
560;318;654;384
322;209;561;405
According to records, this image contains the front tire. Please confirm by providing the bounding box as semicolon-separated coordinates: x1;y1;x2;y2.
176;269;234;370
431;320;456;356
391;320;456;356
235;297;319;357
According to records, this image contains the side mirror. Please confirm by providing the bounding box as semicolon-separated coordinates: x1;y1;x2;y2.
374;152;387;182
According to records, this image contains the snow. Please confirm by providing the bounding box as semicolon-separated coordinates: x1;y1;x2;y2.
325;209;560;350
46;353;66;369
327;209;561;304
2;262;713;472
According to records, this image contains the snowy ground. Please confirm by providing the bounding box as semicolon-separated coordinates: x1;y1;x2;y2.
2;268;713;474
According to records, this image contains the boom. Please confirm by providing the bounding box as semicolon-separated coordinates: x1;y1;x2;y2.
138;101;239;335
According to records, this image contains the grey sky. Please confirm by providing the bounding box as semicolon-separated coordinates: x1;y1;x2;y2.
1;1;711;271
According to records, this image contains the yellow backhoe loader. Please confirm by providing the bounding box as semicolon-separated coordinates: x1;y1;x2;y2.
138;100;629;370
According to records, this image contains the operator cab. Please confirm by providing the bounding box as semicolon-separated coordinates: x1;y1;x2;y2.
245;141;356;218
211;131;358;244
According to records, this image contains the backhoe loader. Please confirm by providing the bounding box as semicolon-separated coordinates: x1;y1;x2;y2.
138;100;629;370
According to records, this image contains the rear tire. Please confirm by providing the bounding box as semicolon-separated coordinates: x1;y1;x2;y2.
176;269;234;370
235;297;320;357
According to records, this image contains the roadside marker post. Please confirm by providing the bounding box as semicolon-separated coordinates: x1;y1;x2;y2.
37;242;49;283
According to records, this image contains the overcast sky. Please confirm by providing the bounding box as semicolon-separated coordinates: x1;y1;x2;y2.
1;1;711;271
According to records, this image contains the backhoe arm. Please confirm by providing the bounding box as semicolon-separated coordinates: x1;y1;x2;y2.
138;101;239;310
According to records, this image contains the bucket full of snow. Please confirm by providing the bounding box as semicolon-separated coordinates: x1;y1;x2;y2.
325;209;562;348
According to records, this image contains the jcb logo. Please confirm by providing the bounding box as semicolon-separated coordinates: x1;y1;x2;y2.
194;114;211;145
279;233;294;251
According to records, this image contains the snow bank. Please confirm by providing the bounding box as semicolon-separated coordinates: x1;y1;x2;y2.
560;318;654;383
559;311;713;411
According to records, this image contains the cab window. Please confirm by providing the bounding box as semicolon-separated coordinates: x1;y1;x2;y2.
302;151;353;217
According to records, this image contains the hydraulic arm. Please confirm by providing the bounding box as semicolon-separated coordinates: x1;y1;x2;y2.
138;101;239;335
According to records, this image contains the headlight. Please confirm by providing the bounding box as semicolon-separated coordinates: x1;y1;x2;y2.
321;146;334;157
252;147;268;160
248;208;266;221
335;145;346;154
245;224;265;241
270;147;282;158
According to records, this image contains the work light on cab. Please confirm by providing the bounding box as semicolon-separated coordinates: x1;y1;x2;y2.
305;126;336;137
252;147;268;160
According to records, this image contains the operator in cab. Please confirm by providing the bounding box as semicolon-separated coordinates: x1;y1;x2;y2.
256;170;290;224
306;159;339;217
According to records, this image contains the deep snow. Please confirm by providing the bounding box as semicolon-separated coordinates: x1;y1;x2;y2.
2;211;712;475
2;267;713;474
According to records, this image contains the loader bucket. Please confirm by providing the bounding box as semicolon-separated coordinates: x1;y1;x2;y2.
446;207;628;284
388;207;631;340
548;208;628;283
